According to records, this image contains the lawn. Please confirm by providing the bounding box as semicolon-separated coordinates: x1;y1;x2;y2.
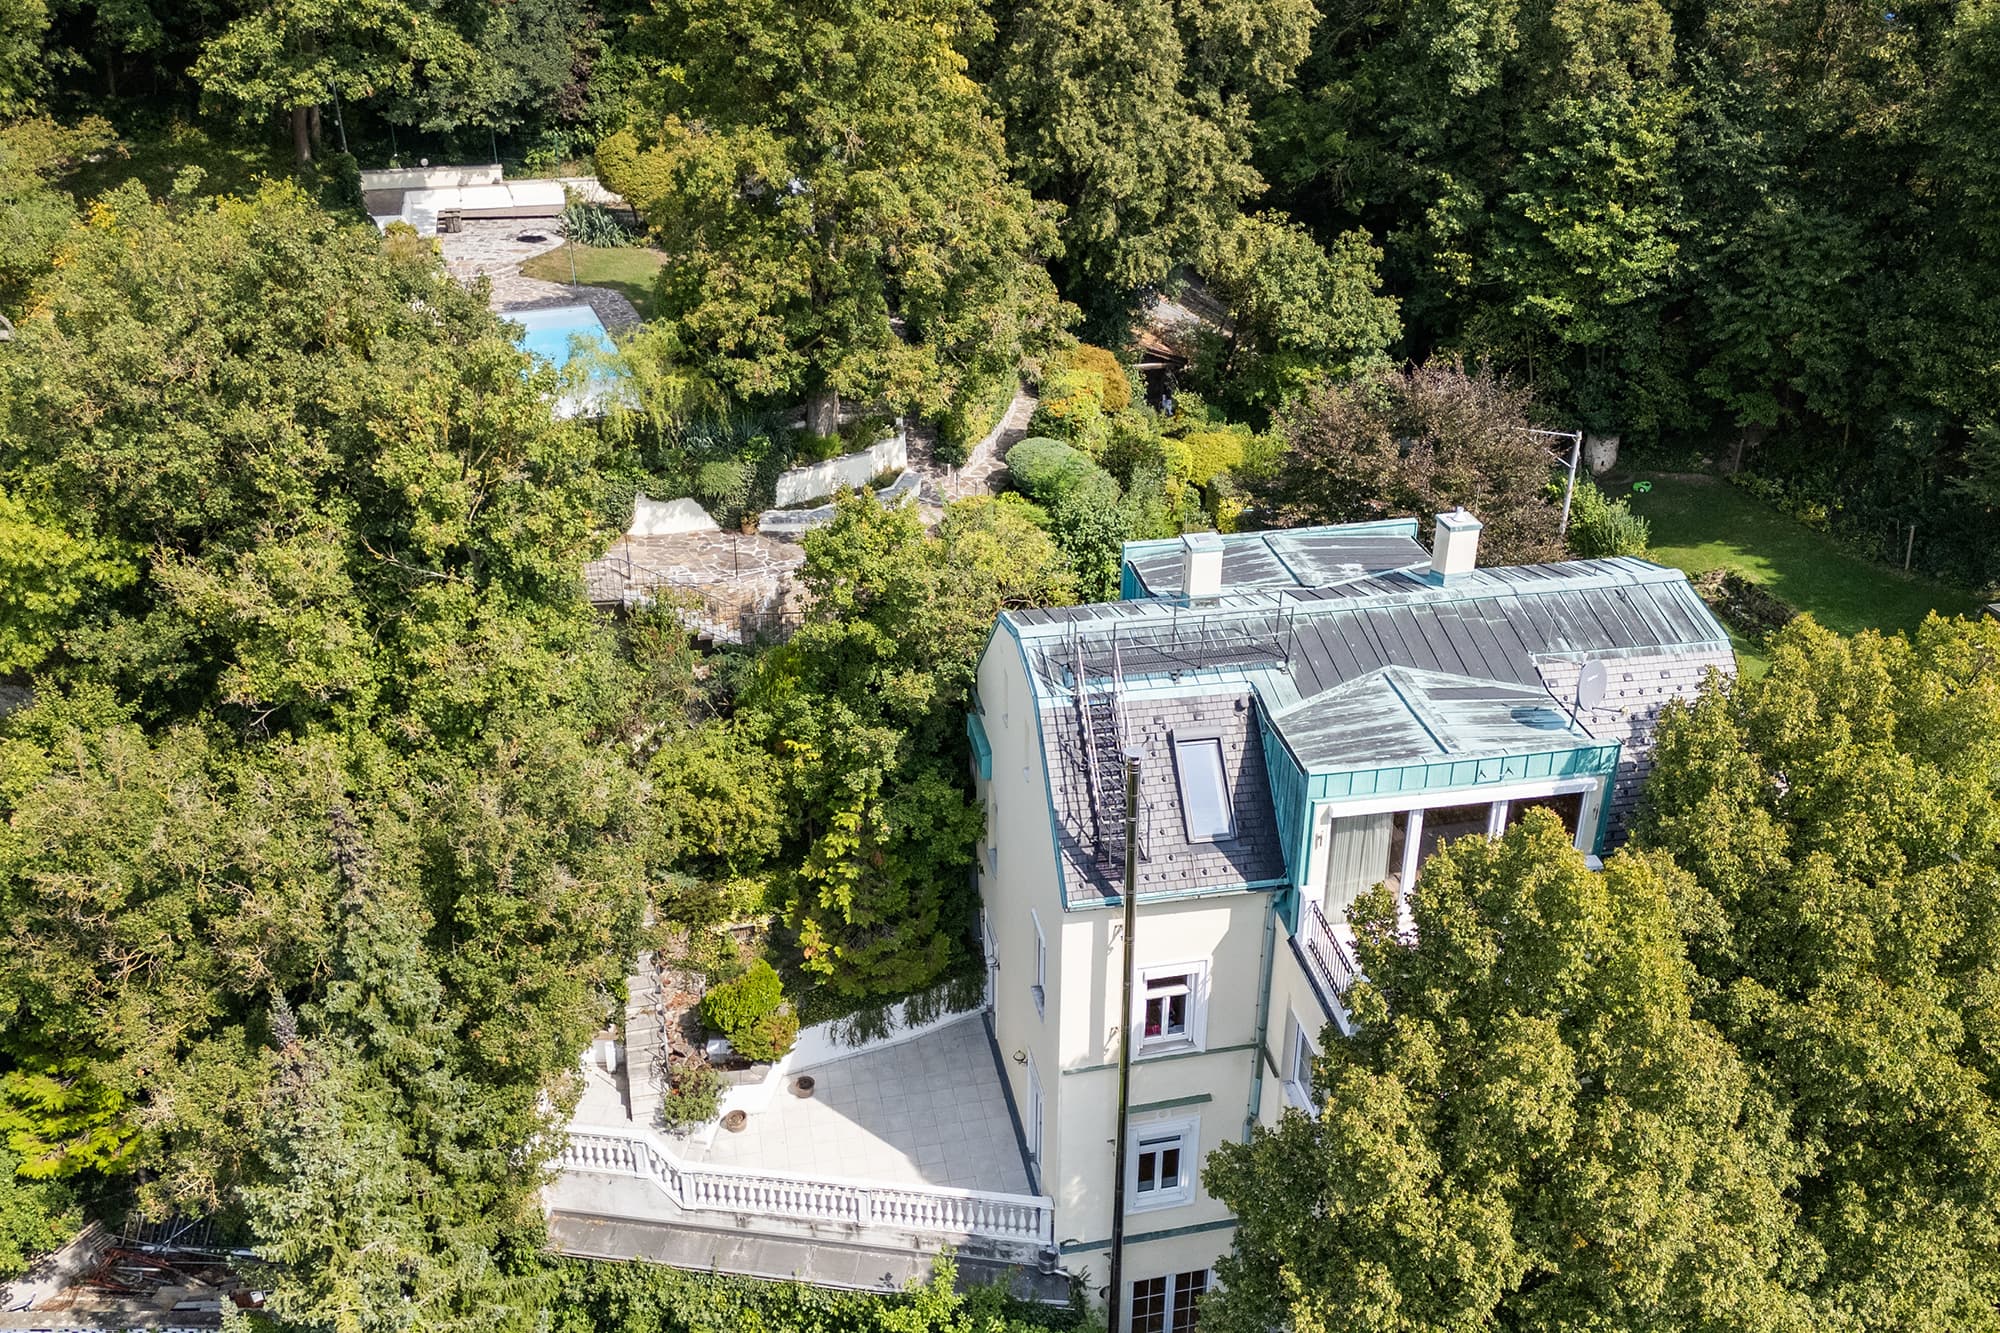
518;244;667;321
1623;473;1981;672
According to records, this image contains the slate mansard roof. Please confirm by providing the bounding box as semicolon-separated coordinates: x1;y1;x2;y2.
992;523;1735;908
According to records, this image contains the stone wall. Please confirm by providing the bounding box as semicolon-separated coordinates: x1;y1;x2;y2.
360;164;503;191
771;433;908;508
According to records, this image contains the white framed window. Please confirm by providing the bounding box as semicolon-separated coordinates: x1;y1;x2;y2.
1129;1269;1211;1333
1282;1009;1317;1113
1135;961;1208;1053
1127;1116;1198;1212
1171;735;1235;842
1030;910;1047;1019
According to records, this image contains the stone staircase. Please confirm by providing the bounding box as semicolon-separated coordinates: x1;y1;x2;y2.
624;953;666;1129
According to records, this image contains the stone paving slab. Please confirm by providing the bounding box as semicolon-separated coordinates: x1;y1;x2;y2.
435;219;642;331
686;1014;1032;1196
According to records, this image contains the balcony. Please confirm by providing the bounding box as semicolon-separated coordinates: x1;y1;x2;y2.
1294;899;1361;1035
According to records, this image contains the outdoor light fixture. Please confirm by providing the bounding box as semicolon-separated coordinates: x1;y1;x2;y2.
1012;1049;1027;1065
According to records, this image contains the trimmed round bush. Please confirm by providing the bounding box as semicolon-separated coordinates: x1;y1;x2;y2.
1007;436;1119;510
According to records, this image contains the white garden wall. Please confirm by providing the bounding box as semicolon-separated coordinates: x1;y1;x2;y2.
771;433;908;507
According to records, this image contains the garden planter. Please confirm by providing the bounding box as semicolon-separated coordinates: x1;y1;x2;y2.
721;1110;748;1132
793;1076;816;1098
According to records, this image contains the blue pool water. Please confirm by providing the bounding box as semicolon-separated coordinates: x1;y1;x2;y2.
510;303;614;368
508;303;624;417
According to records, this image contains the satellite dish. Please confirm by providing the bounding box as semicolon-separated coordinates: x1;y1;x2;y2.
1576;660;1610;713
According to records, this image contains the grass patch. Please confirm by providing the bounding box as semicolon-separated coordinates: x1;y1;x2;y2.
1624;473;1980;673
519;244;667;321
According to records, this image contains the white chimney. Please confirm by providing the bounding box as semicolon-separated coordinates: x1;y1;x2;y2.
1430;508;1482;581
1181;531;1224;599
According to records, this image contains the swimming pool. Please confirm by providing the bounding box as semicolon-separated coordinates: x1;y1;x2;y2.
510;303;614;367
507;303;622;418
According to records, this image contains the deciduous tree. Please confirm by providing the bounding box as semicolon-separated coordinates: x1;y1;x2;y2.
600;0;1067;433
1637;615;2000;1331
1204;815;1808;1333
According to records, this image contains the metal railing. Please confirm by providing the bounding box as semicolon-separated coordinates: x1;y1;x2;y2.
559;1124;1057;1246
1297;901;1361;1034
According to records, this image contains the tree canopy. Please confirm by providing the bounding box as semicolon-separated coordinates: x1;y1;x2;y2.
1636;614;2000;1331
600;0;1068;431
1205;814;1808;1333
0;179;684;1326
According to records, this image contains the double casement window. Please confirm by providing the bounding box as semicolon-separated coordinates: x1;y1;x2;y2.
1135;961;1208;1054
1128;1116;1198;1210
1129;1269;1210;1332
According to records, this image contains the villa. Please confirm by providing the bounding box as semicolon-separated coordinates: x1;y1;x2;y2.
546;510;1735;1330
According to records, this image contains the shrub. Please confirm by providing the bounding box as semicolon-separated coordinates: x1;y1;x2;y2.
693;459;752;516
1070;344;1132;413
699;960;799;1063
1693;568;1798;637
1006;437;1117;508
935;373;1019;467
658;1064;725;1133
1181;429;1249;486
837;414;896;452
1566;479;1651;558
1030;367;1107;447
559;198;631;248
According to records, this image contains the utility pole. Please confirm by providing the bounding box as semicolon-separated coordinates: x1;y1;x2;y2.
1106;749;1141;1333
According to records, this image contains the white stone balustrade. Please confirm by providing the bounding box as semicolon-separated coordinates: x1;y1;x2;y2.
558;1124;1056;1246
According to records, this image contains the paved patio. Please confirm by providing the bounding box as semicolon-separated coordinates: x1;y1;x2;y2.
435;219;643;331
687;1014;1033;1195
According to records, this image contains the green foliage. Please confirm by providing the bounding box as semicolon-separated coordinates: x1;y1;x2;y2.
0;488;136;673
1190;214;1401;419
1636;614;2000;1329
559;198;629;248
1027;368;1108;448
1067;344;1131;413
737;494;1075;996
1205;815;1808;1333
0;179;672;1325
1176;429;1250;487
1564;477;1651;558
191;0;482;159
935;372;1020;467
699;960;797;1063
600;0;1068;425
1259;360;1566;564
0;1145;77;1281
1006;437;1116;509
0;0;50;118
537;1253;1086;1333
985;0;1316;306
658;1064;724;1132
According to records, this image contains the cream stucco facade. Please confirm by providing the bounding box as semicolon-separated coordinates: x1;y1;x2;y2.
967;520;1737;1330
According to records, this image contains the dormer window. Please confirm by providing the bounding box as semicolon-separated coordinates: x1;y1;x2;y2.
1172;735;1234;842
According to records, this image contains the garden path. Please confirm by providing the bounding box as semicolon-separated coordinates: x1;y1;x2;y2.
435;219;643;331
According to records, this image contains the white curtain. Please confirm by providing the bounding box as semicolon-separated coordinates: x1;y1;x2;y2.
1324;813;1394;917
